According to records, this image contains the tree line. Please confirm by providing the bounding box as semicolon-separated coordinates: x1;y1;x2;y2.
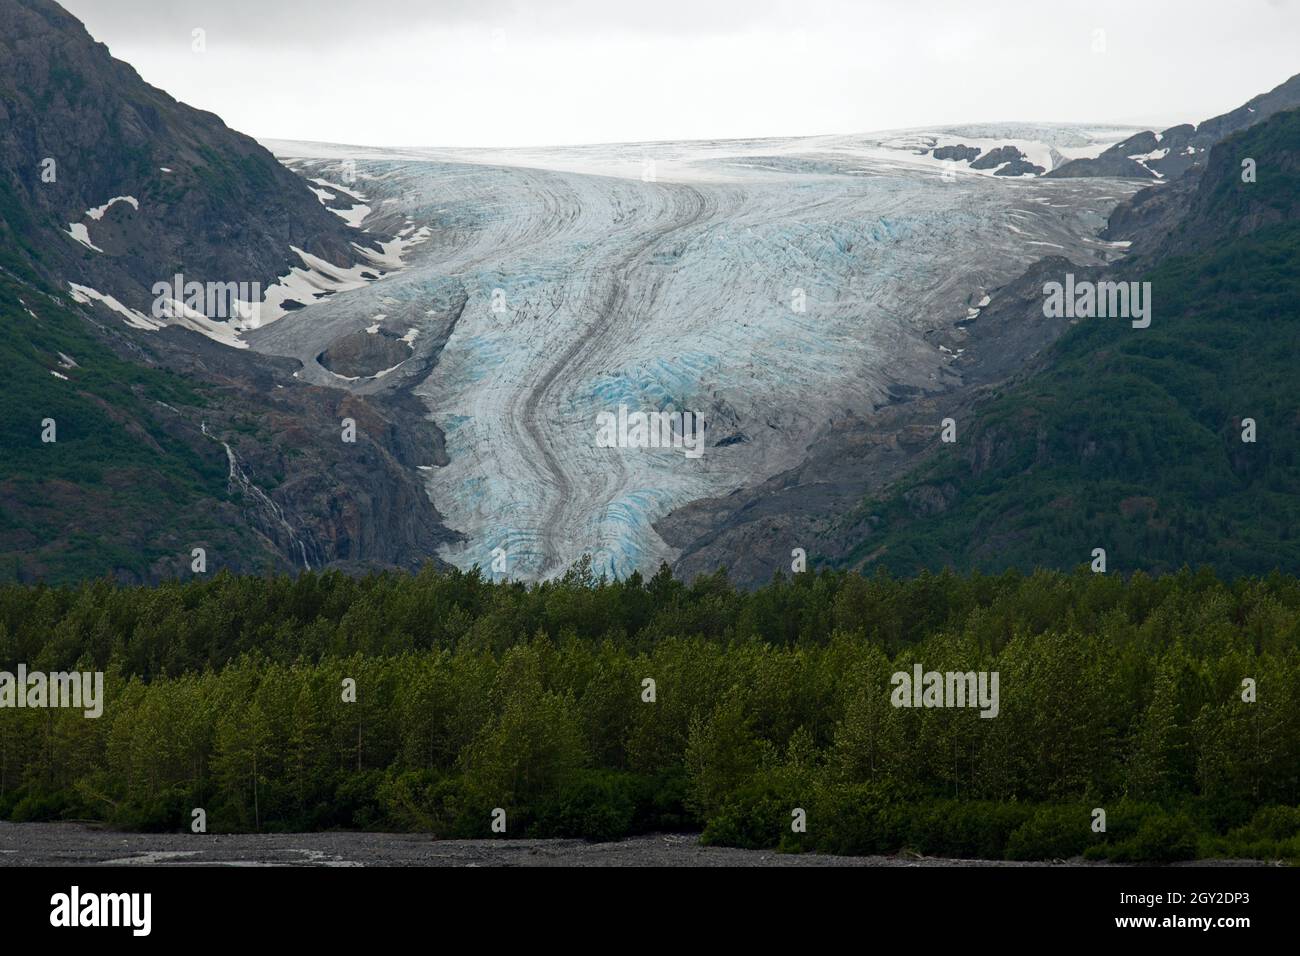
1;562;1298;860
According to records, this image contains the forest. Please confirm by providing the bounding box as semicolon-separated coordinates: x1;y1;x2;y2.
1;561;1298;861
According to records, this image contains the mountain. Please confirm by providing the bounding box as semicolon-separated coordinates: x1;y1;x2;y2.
830;108;1300;577
662;84;1300;587
1046;72;1300;181
864;74;1300;186
0;0;456;583
4;0;1297;589
855;124;1139;178
0;0;388;331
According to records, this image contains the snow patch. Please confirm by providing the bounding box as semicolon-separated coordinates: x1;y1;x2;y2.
68;283;160;330
66;223;103;252
85;196;139;220
1128;148;1169;178
309;178;371;228
332;203;372;228
152;297;251;349
70;283;250;349
257;246;384;325
66;196;140;252
353;227;432;270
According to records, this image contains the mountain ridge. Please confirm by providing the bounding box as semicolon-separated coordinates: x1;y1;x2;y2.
0;0;457;583
662;85;1300;586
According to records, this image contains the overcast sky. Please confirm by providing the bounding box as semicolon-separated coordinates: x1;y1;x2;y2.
60;0;1300;148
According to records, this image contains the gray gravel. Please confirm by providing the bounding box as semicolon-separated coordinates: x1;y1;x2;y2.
0;823;1278;867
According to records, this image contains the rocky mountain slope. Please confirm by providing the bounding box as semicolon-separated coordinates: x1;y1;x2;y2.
662;80;1300;587
866;124;1142;178
829;108;1300;577
0;0;381;327
0;0;456;583
1046;72;1300;181
1;265;457;582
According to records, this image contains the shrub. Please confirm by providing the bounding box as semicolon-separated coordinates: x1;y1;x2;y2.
630;771;694;834
109;785;194;832
905;800;1033;859
532;770;639;841
332;769;386;829
1239;805;1300;842
1106;811;1200;862
8;788;76;823
807;781;910;856
701;768;807;851
1005;804;1092;860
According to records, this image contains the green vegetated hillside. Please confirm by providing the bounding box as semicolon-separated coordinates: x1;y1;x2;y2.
842;109;1300;578
0;233;276;582
1;565;1298;862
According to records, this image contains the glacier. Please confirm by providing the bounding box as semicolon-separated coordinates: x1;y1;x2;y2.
250;128;1149;580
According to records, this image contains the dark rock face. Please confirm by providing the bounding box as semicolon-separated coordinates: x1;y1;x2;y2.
929;144;1045;176
1047;129;1189;180
970;145;1045;176
932;145;981;162
1150;107;1300;259
318;330;414;379
0;0;375;315
1048;72;1300;180
1104;105;1300;265
993;157;1046;177
1100;173;1200;259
